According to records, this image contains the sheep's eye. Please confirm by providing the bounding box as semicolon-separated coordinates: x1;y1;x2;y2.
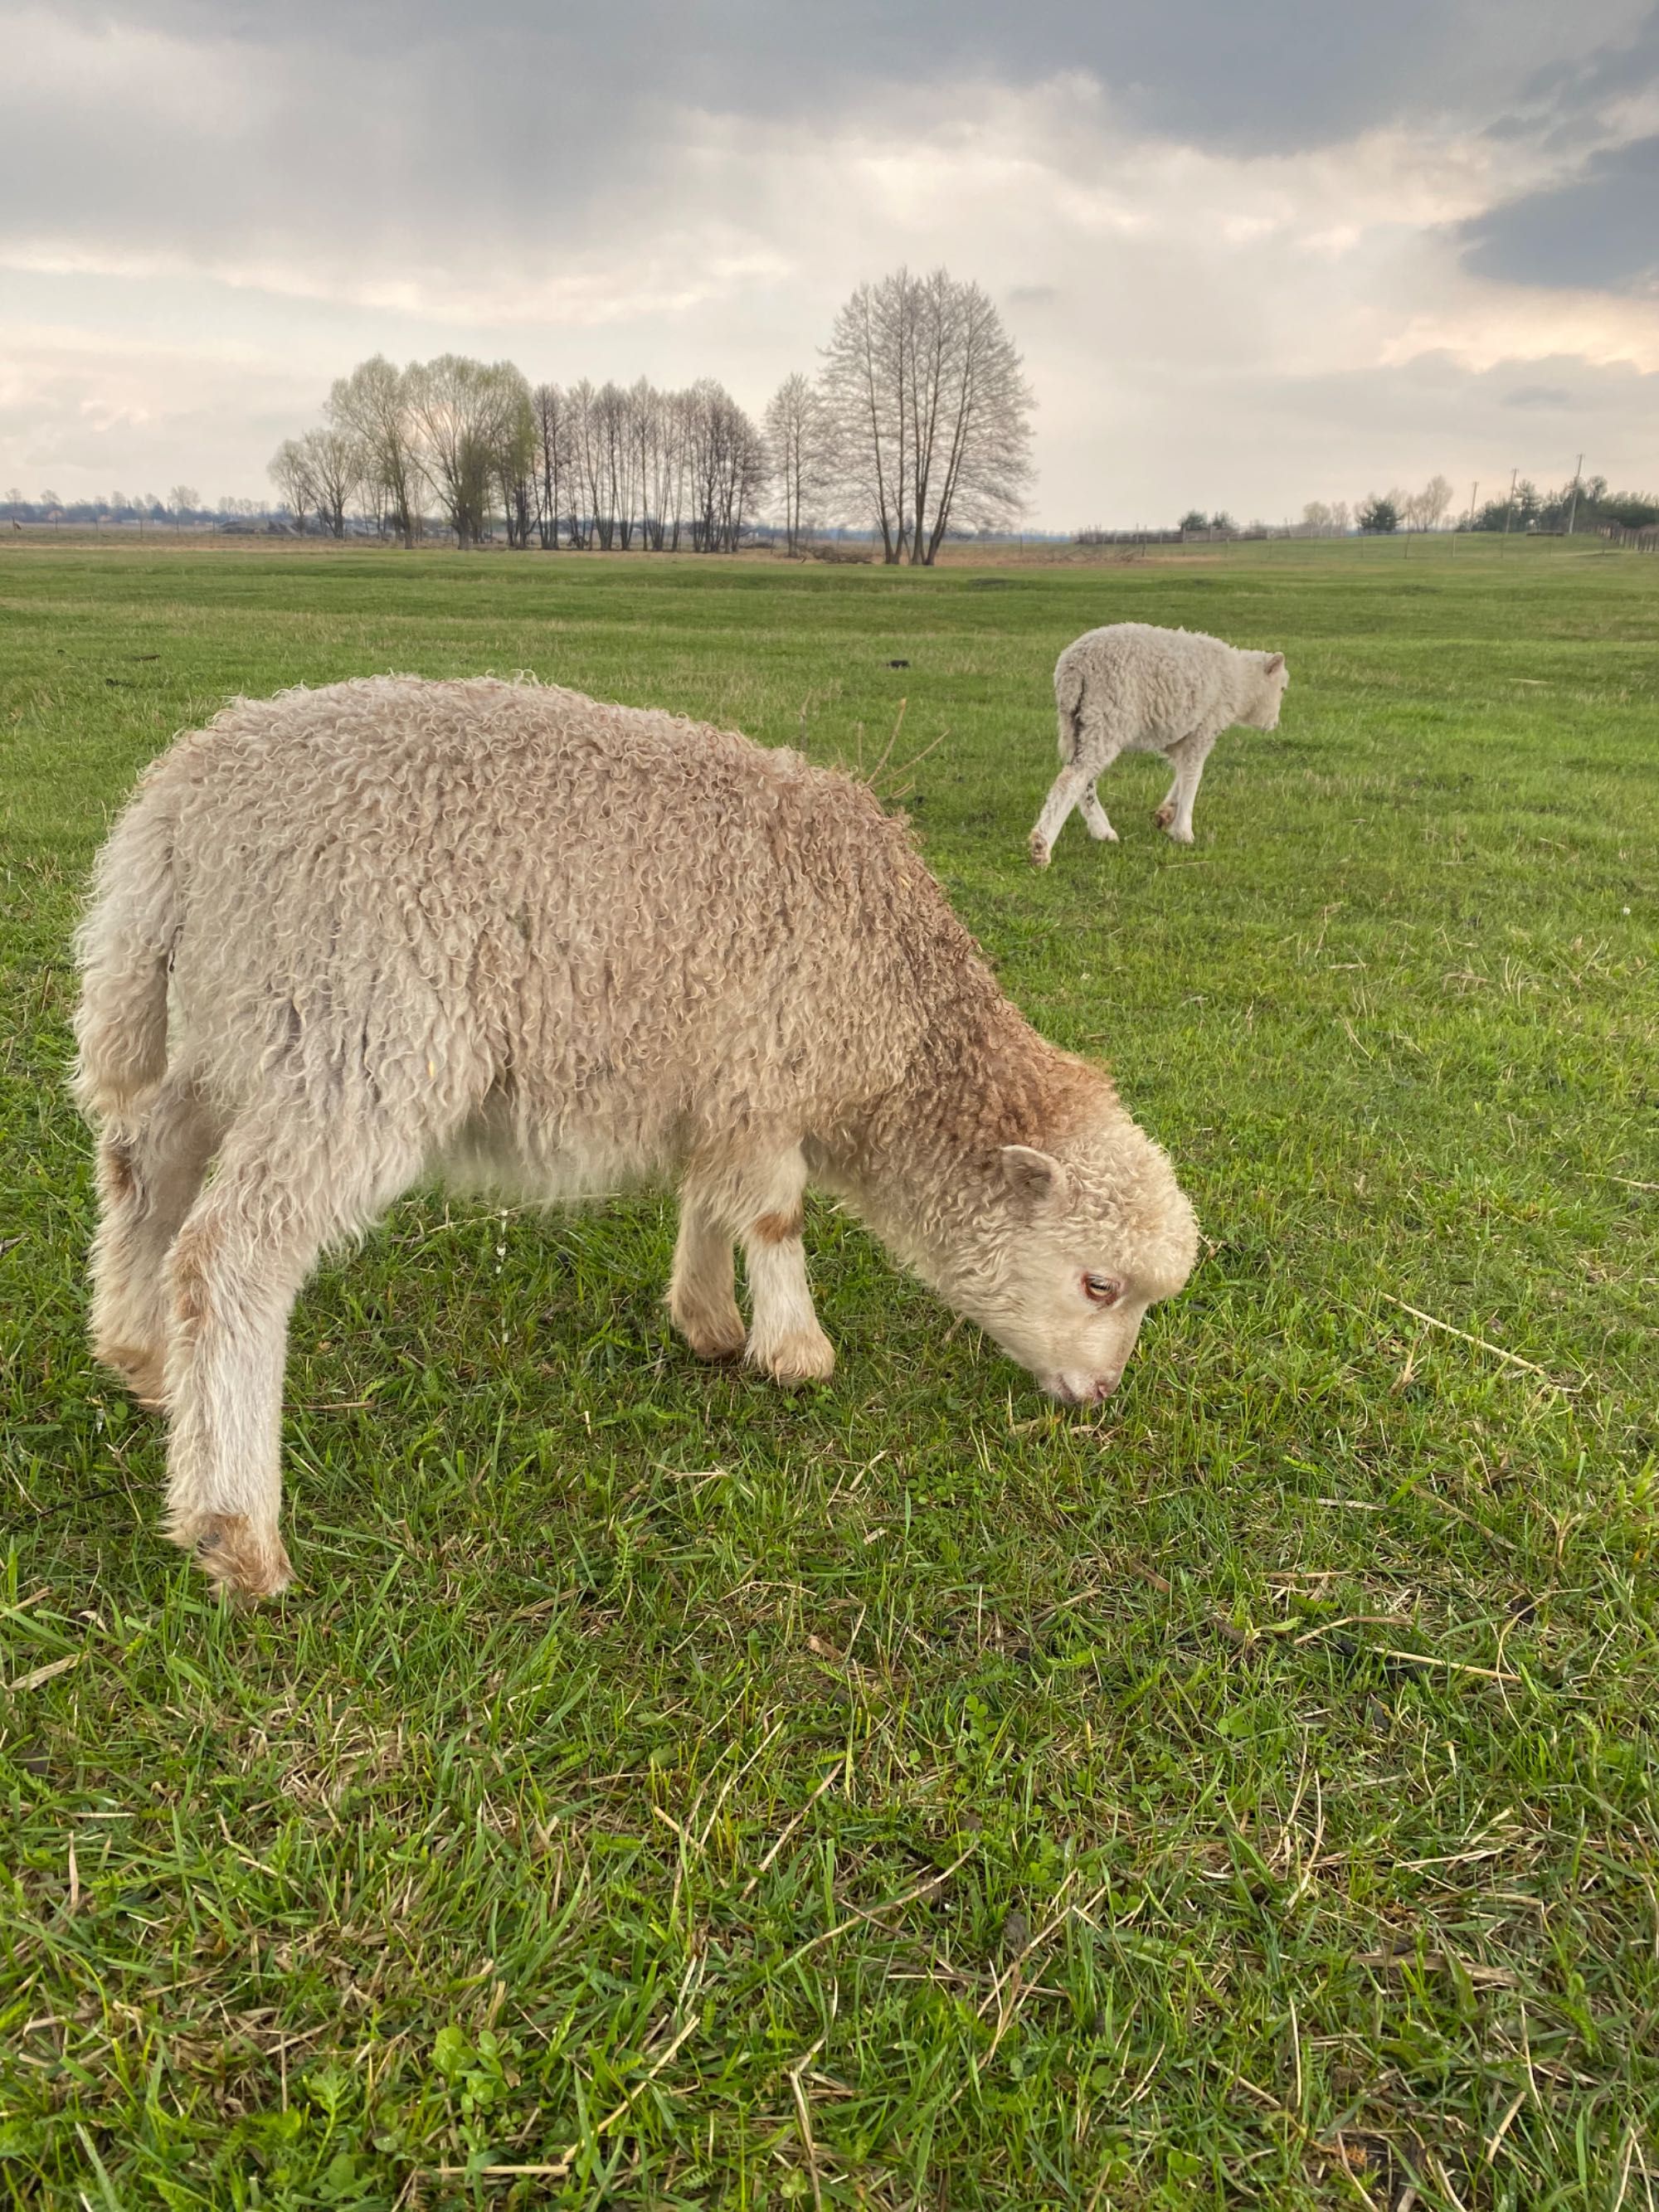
1082;1273;1122;1308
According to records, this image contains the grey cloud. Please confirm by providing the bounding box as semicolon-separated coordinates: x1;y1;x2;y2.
1503;384;1575;407
23;0;1656;155
3;0;1653;300
1457;134;1659;291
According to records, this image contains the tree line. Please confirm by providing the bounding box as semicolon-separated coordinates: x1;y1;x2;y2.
1165;472;1657;540
264;267;1034;566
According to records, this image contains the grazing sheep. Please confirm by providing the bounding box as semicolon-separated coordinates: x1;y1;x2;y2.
75;676;1199;1597
1028;622;1288;865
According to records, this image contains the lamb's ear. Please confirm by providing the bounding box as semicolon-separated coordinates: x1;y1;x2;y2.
1263;651;1286;674
1000;1145;1070;1209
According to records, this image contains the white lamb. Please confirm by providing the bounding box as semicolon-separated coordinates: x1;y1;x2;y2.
1028;622;1288;865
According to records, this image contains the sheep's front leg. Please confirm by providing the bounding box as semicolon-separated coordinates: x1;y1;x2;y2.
742;1153;834;1386
1154;734;1214;844
668;1194;745;1359
673;1149;834;1384
1028;764;1092;868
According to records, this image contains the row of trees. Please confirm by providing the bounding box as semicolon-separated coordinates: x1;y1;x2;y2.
274;361;770;554
1165;473;1657;540
5;485;212;525
1467;474;1657;532
265;268;1035;565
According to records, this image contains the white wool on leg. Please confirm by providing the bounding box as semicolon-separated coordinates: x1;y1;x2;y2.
668;1194;745;1359
1078;781;1118;843
1029;763;1094;867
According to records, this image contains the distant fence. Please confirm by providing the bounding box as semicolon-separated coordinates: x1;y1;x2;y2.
1073;527;1274;547
1602;524;1659;552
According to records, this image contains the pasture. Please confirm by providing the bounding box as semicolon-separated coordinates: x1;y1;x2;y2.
1;538;1656;2209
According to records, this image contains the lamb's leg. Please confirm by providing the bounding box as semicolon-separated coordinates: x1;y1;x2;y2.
1078;781;1118;843
1155;734;1214;845
1028;764;1092;868
668;1193;745;1359
90;1073;224;1407
1152;765;1180;833
742;1154;834;1386
162;1102;417;1597
674;1147;833;1383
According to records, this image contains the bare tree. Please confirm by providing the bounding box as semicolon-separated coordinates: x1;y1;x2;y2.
168;484;199;526
404;355;529;547
1301;500;1332;535
594;382;636;549
494;381;538;548
765;372;830;555
682;380;765;552
294;430;359;538
328;357;421;545
1417;474;1453;531
567;379;602;549
266;440;315;534
821;266;1034;565
653;389;693;551
531;382;572;549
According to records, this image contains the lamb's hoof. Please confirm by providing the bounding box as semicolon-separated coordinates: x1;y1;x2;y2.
98;1342;169;1410
751;1330;835;1388
171;1511;293;1600
1028;834;1051;870
673;1301;747;1361
1152;802;1175;830
1087;821;1119;843
1164;824;1195;846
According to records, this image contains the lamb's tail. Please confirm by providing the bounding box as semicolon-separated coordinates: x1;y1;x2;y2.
72;789;179;1122
1054;659;1086;762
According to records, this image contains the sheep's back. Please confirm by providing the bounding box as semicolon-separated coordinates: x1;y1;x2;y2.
144;677;946;1139
1060;622;1248;744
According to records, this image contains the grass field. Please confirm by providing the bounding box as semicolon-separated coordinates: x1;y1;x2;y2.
1;538;1656;2210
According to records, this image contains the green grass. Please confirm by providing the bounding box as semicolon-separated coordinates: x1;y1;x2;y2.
1;537;1656;2210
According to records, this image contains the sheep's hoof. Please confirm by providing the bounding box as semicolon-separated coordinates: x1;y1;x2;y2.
1028;834;1051;869
171;1511;294;1600
675;1307;747;1360
1164;824;1195;846
1088;821;1119;843
1152;802;1175;829
751;1329;835;1388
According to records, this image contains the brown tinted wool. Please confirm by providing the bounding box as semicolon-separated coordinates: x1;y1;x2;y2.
75;676;1199;1595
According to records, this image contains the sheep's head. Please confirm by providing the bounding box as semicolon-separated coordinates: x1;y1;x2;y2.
1248;650;1289;729
945;1121;1199;1405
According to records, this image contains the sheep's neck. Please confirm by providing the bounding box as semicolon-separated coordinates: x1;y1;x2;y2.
821;985;1111;1286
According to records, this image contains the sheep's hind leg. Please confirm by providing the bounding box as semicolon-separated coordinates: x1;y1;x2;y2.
1078;781;1118;843
162;1101;420;1598
668;1193;745;1359
90;1073;224;1407
1028;763;1092;868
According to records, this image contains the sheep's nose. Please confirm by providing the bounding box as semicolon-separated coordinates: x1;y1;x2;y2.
1091;1372;1121;1403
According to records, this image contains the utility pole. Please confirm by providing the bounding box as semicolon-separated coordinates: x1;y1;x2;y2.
1501;467;1517;557
1565;453;1584;535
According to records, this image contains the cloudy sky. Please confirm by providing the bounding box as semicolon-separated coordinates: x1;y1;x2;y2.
4;0;1657;526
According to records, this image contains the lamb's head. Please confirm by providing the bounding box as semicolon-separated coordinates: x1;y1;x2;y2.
1246;649;1289;729
944;1120;1199;1405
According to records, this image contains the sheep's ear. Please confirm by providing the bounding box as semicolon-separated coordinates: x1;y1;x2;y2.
1000;1145;1069;1208
1263;651;1286;674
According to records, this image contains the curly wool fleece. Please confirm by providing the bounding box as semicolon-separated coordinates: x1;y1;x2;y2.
75;676;1198;1596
